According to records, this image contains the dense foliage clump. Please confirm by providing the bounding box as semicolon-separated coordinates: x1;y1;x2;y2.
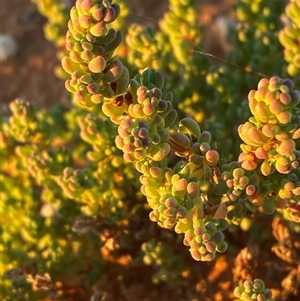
1;0;300;300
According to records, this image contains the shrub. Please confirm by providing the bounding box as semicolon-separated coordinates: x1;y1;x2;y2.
1;0;300;300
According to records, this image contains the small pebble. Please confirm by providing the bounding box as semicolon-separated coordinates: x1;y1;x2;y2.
0;34;18;61
214;16;236;52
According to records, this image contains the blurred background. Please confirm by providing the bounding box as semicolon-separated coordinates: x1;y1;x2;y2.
0;0;234;113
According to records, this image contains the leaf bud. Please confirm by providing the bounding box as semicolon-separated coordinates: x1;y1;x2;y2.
134;148;147;160
277;139;295;156
277;110;292;124
205;222;217;233
187;182;200;198
239;176;249;187
241;159;257;171
205;150;219;166
269;99;284;115
275;157;291;174
142;137;152;148
103;6;117;23
199;131;212;144
61;56;79;74
80;74;93;84
213;231;225;243
78;15;91;29
278;189;292;199
87;82;100;94
164;197;178;207
163;218;176;229
172;178;188;199
176;206;187;218
151;87;162;98
258;183;271;195
199;142;211;154
74;90;94;107
279;92;291;105
203;164;212;181
169;132;191;150
91;7;103;21
194;226;206;236
143;103;155;116
164;110;177;128
216;241;228;253
292;186;300;195
185;198;194;210
262;197;275;214
85;32;96;43
260;160;274;177
164;207;177;217
149;166;163;179
102;28;118;44
190;154;203;166
69;181;81;191
148;145;165;161
102;59;123;82
248;193;263;206
102;102;124;118
232;167;245;179
190;249;201;261
290;90;300;106
213;182;228;195
91;93;105;104
89;21;106;37
149;210;159;222
179;117;201;141
88;55;106;73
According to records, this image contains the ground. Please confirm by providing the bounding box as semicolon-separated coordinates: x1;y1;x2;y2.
1;1;299;301
1;0;233;112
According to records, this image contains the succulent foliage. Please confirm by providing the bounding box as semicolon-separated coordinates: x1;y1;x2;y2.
2;0;300;300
